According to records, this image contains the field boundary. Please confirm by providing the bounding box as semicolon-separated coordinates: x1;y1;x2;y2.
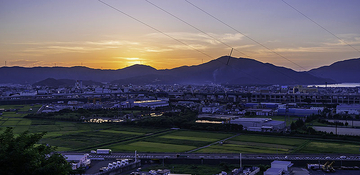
292;140;311;153
73;128;175;152
185;133;240;153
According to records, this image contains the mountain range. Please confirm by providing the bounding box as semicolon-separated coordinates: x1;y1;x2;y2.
308;58;360;83
1;56;359;86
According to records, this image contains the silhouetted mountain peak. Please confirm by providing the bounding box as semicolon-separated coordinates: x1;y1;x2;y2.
0;56;338;85
123;64;157;71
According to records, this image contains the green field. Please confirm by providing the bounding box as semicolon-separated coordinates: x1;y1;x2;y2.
107;130;234;152
2;104;360;154
109;141;196;152
299;141;360;154
231;135;306;146
197;143;290;154
196;134;309;153
0;104;41;118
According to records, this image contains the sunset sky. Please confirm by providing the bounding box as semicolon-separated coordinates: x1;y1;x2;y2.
1;0;360;71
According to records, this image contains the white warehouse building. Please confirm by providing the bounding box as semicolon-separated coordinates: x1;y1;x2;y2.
229;118;285;132
336;104;360;115
62;154;91;170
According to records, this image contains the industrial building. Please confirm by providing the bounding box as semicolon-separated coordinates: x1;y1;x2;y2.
244;103;279;109
229;118;285;132
202;106;220;113
245;109;274;116
277;108;321;117
264;160;293;175
62;154;91;170
133;100;169;109
336;104;360;115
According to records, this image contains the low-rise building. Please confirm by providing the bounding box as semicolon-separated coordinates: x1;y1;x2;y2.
133;100;169;109
62;154;91;170
229;118;285;132
264;160;293;175
202;106;219;113
277;108;320;117
336;104;360;115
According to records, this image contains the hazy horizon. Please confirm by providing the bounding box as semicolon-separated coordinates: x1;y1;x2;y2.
0;56;359;72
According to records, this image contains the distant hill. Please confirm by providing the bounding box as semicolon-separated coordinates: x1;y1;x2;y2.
0;56;332;85
0;65;157;84
161;56;331;85
308;58;360;83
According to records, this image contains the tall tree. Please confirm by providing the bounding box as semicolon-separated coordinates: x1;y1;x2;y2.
0;127;71;175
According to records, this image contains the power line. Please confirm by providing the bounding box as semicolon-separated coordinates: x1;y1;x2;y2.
145;0;305;85
98;0;213;59
281;0;360;54
183;0;307;84
144;0;282;84
145;0;250;58
98;0;274;84
184;0;307;71
98;0;302;85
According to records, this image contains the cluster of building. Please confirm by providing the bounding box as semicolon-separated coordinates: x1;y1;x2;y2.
2;82;360;102
28;88;360;132
4;82;360;133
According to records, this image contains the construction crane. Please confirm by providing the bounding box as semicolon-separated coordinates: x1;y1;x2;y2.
323;161;335;173
322;161;329;171
87;97;101;104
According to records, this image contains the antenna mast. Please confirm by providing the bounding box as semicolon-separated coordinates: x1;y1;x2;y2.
226;48;233;65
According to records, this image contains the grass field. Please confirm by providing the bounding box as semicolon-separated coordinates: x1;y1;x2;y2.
197;143;290;154
231;135;307;146
299;141;360;154
1;104;360;154
109;141;196;152
0;104;41;118
159;130;232;142
107;130;234;152
196;134;309;154
0;108;167;151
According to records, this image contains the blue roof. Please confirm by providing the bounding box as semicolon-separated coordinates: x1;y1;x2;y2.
264;120;285;125
278;108;319;117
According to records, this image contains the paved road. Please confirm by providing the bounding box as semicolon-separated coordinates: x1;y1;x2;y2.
83;152;360;161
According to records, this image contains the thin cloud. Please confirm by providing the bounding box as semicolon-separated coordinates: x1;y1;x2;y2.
143;47;173;53
266;44;357;54
114;57;145;61
232;45;255;49
86;40;139;46
145;32;244;45
324;38;360;46
8;59;42;66
272;47;331;53
16;39;140;55
168;44;208;50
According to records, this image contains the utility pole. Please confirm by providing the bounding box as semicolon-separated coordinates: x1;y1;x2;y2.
240;153;242;168
335;120;338;136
